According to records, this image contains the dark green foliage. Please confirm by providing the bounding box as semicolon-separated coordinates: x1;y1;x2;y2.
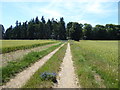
66;22;72;39
0;24;5;39
51;19;59;40
83;23;92;40
41;16;46;24
67;22;83;41
35;16;39;24
92;25;107;40
4;16;67;40
105;24;120;40
46;19;52;39
4;25;13;39
58;17;66;40
3;16;119;40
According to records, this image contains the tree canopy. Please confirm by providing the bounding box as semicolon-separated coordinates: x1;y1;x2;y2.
2;16;120;41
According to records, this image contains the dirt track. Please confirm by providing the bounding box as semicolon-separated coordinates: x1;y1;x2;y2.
54;43;80;88
1;43;59;67
1;44;64;89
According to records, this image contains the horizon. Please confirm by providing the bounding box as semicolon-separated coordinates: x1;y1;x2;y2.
0;0;119;30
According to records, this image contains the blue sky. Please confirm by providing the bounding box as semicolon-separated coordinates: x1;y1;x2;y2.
0;0;119;30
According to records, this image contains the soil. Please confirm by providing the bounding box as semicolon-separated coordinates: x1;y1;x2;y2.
1;43;59;67
0;44;64;89
54;43;80;88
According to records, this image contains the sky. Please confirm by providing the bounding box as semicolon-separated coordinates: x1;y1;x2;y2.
0;0;119;30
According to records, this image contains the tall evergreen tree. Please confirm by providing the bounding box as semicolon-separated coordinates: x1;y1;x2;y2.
41;16;46;24
35;16;39;24
27;21;35;39
20;21;28;39
46;19;52;39
66;22;73;39
52;19;59;39
58;17;66;40
4;25;13;39
0;24;5;39
3;16;119;40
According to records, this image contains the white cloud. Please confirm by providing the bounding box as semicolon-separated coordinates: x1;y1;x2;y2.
86;2;103;14
0;3;2;24
38;9;63;19
13;2;63;21
1;0;118;16
78;20;91;24
2;0;118;29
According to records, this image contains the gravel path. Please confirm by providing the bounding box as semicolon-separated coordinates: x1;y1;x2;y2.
54;43;80;88
1;43;59;67
0;44;64;89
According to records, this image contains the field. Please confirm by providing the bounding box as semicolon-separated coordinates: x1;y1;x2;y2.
23;43;67;88
0;40;62;85
1;40;58;53
70;40;118;88
0;40;119;88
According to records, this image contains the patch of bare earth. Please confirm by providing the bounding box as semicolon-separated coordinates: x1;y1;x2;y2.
54;43;80;88
1;43;59;67
0;44;64;89
94;72;106;88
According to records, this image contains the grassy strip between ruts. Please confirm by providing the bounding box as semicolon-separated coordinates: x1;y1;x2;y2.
70;40;118;88
1;42;63;85
1;41;58;54
23;43;67;88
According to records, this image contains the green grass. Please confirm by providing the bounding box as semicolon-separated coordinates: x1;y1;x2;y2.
23;43;67;88
70;40;118;88
1;40;58;53
1;42;63;85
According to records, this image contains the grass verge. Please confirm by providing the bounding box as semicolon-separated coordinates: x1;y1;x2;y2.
70;40;118;88
23;43;67;88
1;42;63;85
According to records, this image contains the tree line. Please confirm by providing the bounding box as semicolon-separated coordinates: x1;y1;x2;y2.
67;22;120;40
1;16;120;41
